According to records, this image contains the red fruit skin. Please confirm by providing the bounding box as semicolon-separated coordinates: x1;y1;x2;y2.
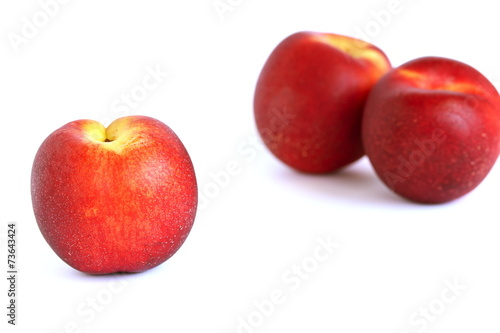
362;56;500;203
254;31;391;173
31;116;198;274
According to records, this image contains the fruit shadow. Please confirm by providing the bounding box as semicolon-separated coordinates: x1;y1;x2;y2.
63;266;154;280
273;157;413;206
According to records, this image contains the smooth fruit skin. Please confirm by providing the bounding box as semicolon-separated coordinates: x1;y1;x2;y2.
31;116;197;274
254;31;391;173
362;56;500;203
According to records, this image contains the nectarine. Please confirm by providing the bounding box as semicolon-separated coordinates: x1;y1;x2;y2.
254;31;391;173
362;56;500;203
31;116;198;274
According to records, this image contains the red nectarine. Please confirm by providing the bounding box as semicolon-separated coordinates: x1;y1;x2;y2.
254;31;392;173
362;56;500;203
31;116;198;274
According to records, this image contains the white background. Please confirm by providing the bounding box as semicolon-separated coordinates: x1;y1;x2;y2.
1;0;500;332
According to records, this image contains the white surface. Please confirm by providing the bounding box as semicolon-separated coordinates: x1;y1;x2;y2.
1;0;499;332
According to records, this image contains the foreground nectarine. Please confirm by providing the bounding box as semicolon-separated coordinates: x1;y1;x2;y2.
31;116;198;274
362;56;500;203
254;31;391;173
